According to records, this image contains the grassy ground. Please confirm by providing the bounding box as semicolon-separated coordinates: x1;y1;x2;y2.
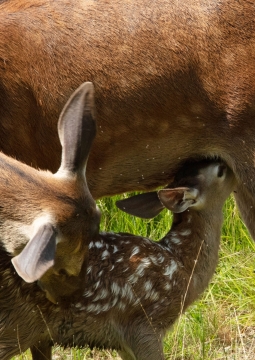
12;195;255;360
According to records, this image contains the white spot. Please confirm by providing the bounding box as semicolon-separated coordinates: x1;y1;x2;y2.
86;303;103;314
157;254;165;264
112;245;119;253
86;266;92;274
98;270;104;277
144;280;153;292
94;280;101;290
149;255;158;265
92;289;109;301
111;297;118;307
94;241;104;249
100;303;111;312
121;283;134;302
136;266;145;277
141;258;151;266
99;289;109;299
171;237;181;244
164;262;178;279
74;302;83;308
83;289;93;298
179;229;191;236
111;282;121;296
130;246;140;258
110;265;115;271
145;289;159;301
118;301;127;311
101;250;110;259
150;290;160;301
128;273;139;284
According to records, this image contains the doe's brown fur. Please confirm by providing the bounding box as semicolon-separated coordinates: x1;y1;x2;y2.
0;0;255;240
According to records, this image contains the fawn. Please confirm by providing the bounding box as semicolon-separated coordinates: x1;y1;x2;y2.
0;158;236;359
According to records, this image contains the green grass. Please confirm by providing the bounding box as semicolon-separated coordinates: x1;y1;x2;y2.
12;196;255;359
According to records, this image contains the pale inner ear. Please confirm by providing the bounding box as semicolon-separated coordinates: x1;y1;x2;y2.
56;82;96;177
158;187;199;213
11;222;57;283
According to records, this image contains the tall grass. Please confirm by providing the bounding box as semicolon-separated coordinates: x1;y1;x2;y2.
13;195;255;359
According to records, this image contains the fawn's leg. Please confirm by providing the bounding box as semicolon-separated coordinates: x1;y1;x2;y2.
118;349;136;360
120;323;165;360
30;340;52;360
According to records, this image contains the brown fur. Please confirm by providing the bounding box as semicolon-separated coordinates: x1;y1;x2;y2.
0;0;253;238
0;82;101;304
0;160;236;360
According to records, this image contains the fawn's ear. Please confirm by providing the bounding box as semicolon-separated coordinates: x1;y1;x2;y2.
158;187;199;213
56;81;96;177
11;223;57;283
116;192;164;219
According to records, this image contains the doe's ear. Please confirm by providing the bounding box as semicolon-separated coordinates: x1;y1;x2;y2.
158;187;199;213
11;223;57;283
116;191;164;219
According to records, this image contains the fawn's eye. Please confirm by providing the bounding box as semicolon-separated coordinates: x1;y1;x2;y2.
58;269;68;277
217;165;225;178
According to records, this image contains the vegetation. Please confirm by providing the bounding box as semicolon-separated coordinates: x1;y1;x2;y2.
12;195;255;359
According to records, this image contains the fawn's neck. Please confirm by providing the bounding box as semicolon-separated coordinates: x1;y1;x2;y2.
160;208;223;303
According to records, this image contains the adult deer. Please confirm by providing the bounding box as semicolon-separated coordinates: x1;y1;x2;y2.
0;0;254;239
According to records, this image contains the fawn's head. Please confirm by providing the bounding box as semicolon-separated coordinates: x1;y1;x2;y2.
10;82;101;303
116;159;236;218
